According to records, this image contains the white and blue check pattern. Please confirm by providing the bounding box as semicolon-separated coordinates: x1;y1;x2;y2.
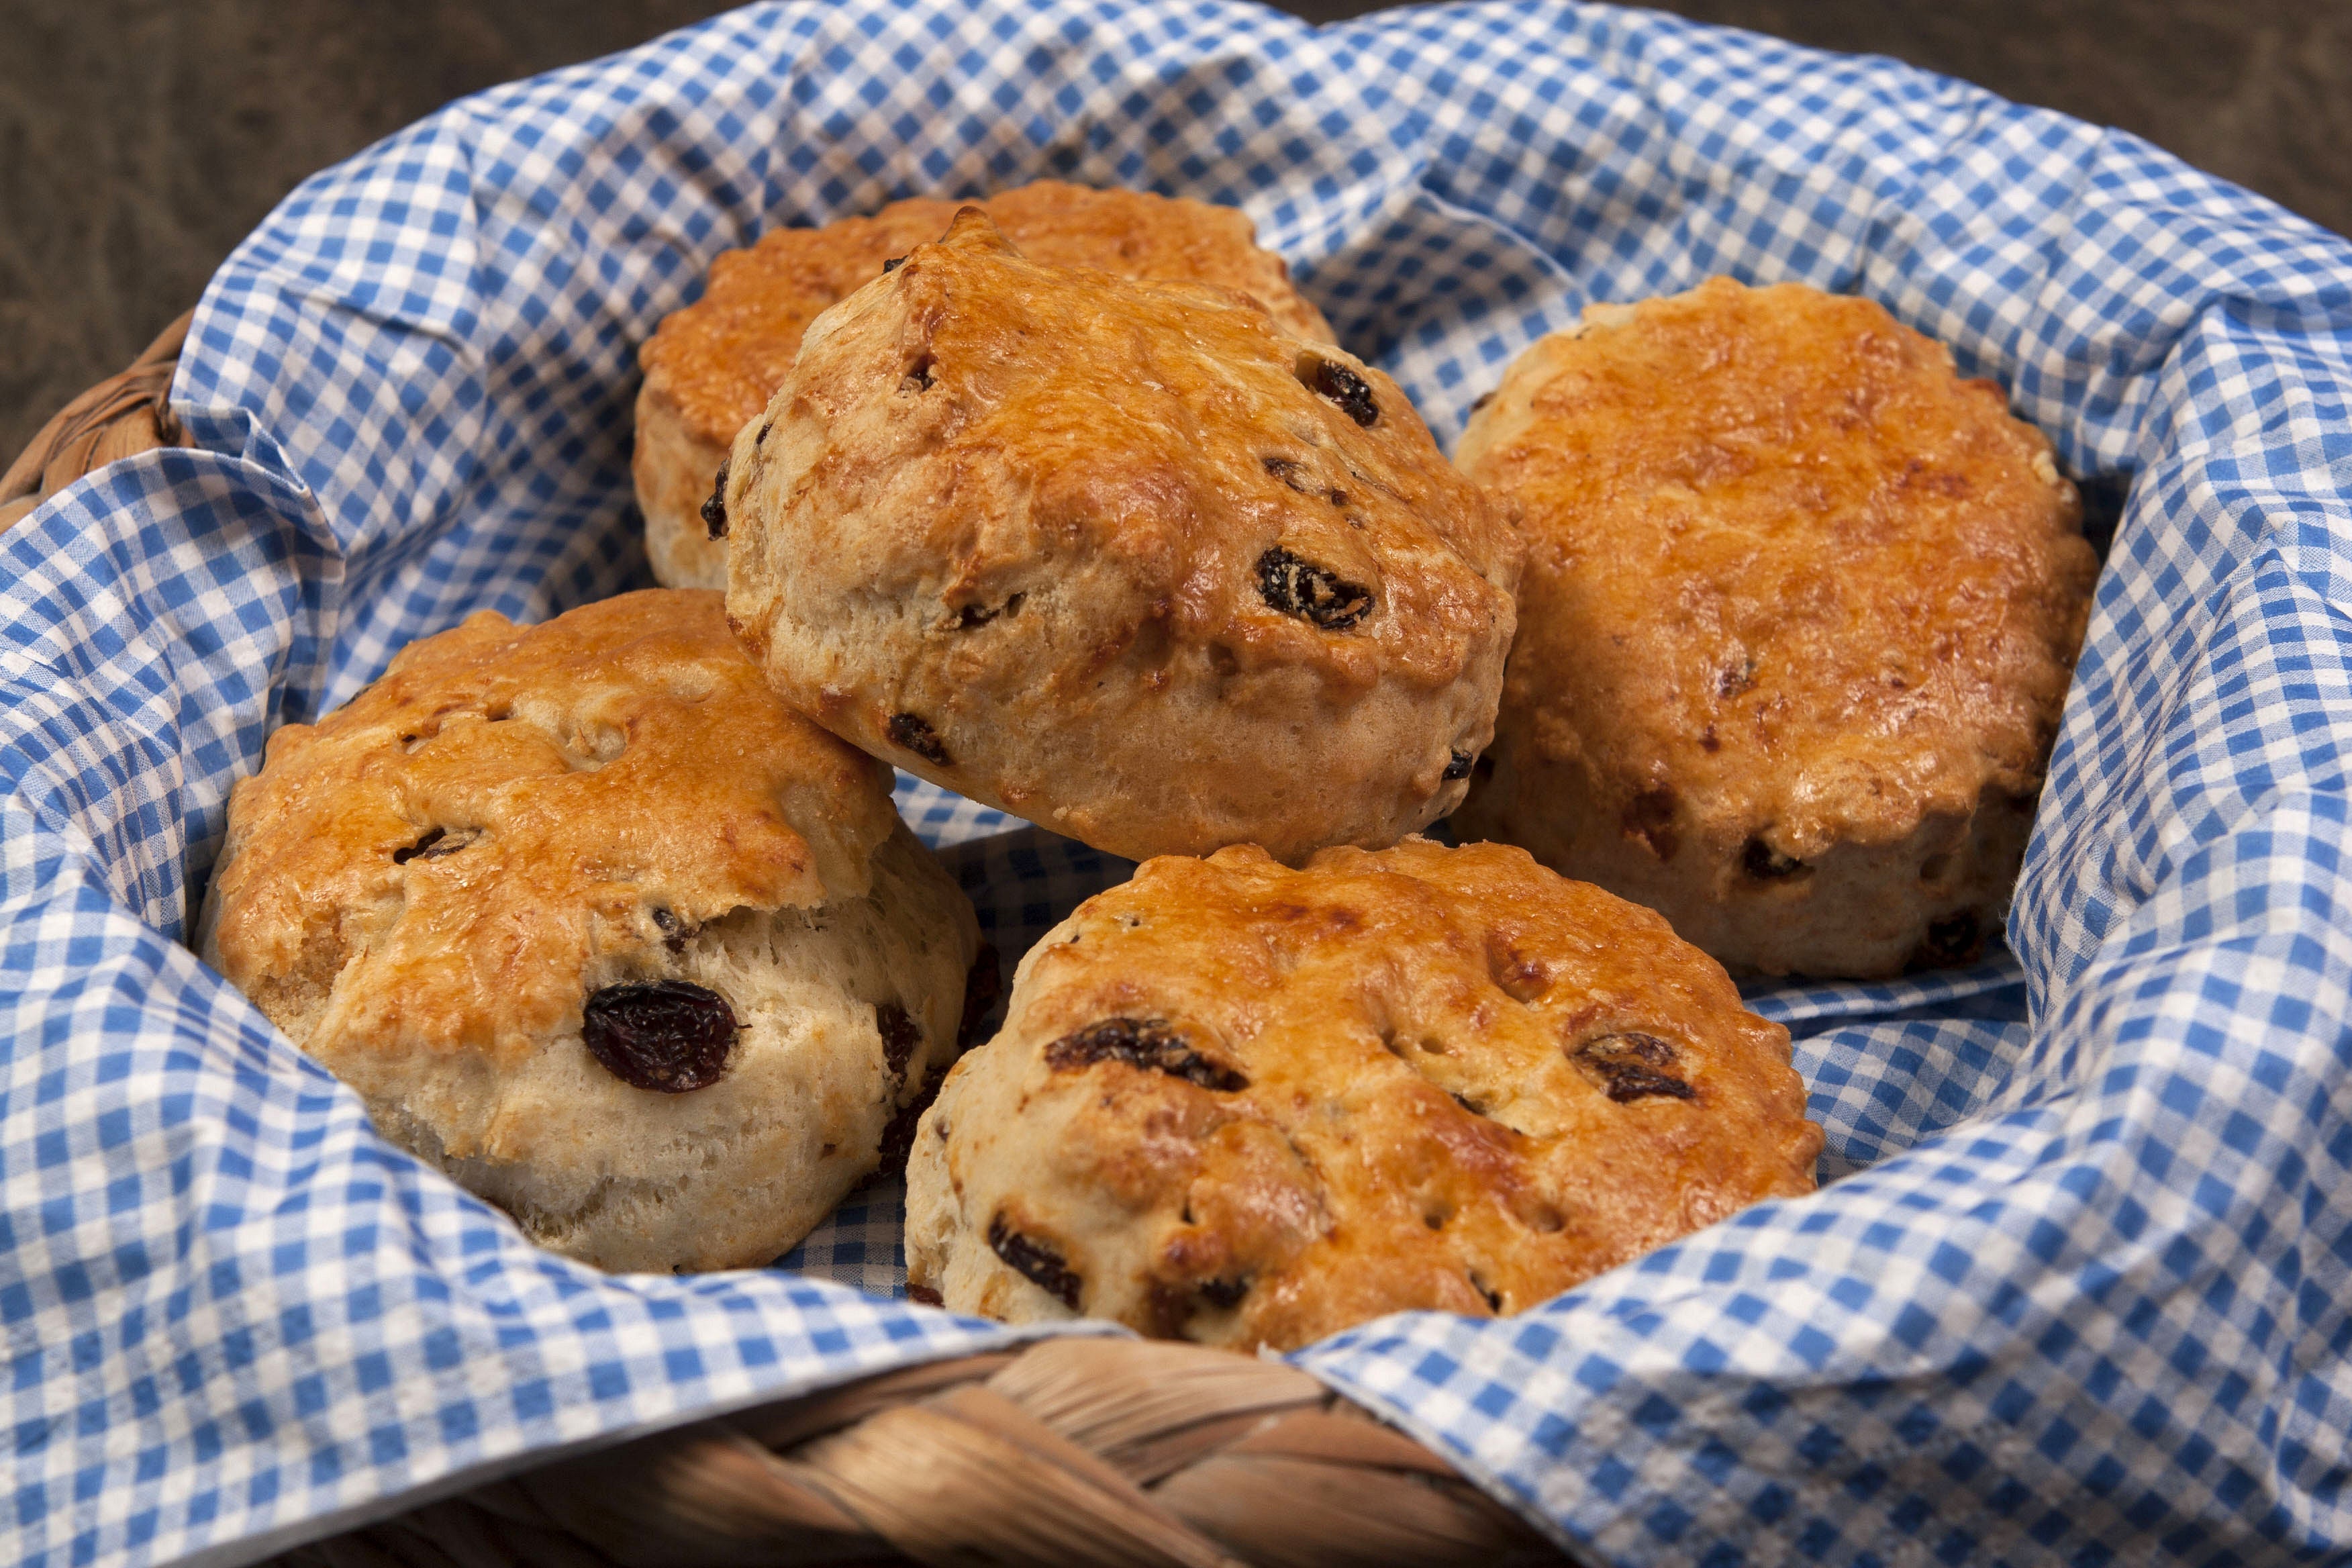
4;1;2349;1563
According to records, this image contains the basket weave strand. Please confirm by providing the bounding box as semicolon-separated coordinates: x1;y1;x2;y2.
8;340;1568;1568
264;1340;1562;1567
0;311;195;533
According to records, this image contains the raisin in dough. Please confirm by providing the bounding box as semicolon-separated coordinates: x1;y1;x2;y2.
197;589;981;1273
721;209;1521;865
1453;279;2098;977
903;838;1822;1351
636;180;1337;590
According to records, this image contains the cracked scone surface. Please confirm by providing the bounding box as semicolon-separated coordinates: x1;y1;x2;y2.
903;838;1821;1352
1453;278;2098;978
636;179;1336;589
723;209;1522;864
197;589;979;1273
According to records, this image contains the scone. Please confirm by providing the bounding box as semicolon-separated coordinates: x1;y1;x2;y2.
904;838;1822;1351
721;209;1522;865
636;180;1336;589
196;589;981;1273
1452;278;2098;977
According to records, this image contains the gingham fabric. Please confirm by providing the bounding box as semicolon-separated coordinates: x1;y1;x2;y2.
4;1;2349;1563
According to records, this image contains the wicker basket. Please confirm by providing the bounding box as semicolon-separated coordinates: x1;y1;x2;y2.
4;334;1568;1568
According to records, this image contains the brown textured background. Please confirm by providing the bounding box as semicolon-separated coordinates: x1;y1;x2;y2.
3;0;2345;459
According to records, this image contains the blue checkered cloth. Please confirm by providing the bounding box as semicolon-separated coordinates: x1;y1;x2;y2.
5;1;2349;1563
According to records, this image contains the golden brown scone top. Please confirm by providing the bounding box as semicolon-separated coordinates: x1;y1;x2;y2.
641;180;1336;450
202;589;897;1063
913;840;1820;1351
1458;277;2096;867
722;210;1520;861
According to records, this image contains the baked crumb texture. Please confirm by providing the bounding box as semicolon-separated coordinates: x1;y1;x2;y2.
1453;278;2097;978
724;209;1522;864
905;838;1822;1351
197;589;979;1272
635;180;1336;589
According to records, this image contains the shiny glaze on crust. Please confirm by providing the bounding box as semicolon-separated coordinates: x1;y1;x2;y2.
1453;279;2097;977
639;179;1336;452
201;589;895;1067
723;210;1521;863
905;839;1822;1352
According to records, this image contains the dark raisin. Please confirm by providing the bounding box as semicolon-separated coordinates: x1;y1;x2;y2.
1914;910;1984;967
1471;1272;1504;1314
1264;454;1310;489
1044;1018;1246;1092
1469;389;1496;414
1198;1276;1250;1310
1140;1280;1191;1339
869;1063;946;1183
651;907;690;953
957;944;1003;1050
988;1214;1082;1309
1297;352;1379;426
887;712;952;766
581;979;739;1093
859;953;999;1191
882;255;907;274
875;1001;923;1083
1452;1091;1491;1118
1256;546;1373;631
756;420;773;444
1572;1032;1696;1104
701;458;729;540
906;1281;943;1306
1444;750;1475;781
1742;838;1810;881
952;591;1023;630
1622;786;1679;862
391;826;468;865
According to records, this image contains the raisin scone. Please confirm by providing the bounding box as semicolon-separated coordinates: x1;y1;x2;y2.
196;589;981;1273
903;838;1822;1351
637;180;1336;589
1452;278;2098;978
721;209;1522;865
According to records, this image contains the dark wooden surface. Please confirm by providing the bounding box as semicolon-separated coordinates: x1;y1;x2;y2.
3;0;2345;458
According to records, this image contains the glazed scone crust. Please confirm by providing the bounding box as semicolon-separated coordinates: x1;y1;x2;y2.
904;840;1821;1351
636;181;1338;589
724;211;1522;865
197;589;979;1272
1452;278;2098;977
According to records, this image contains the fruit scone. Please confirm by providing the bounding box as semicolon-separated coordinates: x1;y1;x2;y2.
905;837;1822;1351
197;589;983;1273
1453;278;2098;978
719;209;1521;865
636;179;1336;589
